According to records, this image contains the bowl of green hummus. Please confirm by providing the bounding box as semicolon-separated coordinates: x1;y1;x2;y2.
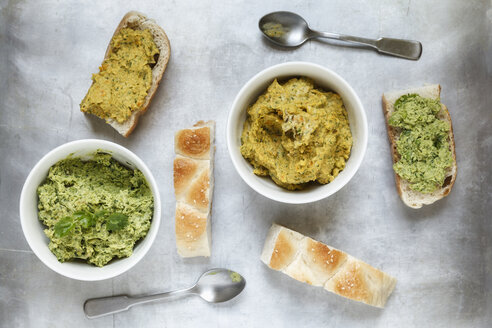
20;139;161;281
227;62;368;204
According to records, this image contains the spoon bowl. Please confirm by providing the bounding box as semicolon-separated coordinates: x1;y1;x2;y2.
193;269;246;303
259;11;310;47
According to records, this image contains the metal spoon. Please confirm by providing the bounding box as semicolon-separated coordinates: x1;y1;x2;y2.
259;11;422;60
84;268;246;319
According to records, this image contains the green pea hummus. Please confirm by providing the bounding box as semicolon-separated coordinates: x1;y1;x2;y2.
37;153;154;267
389;94;453;193
240;78;352;190
80;28;159;123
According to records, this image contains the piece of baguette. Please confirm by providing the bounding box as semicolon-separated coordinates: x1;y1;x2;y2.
261;224;397;308
83;11;171;137
382;84;457;208
174;121;215;257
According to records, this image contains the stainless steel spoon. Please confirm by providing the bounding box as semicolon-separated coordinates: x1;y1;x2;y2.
259;11;422;60
84;268;246;319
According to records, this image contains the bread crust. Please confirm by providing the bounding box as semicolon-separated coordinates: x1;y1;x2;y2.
173;156;208;199
173;121;215;257
84;11;171;137
269;229;302;271
261;224;397;308
382;85;457;208
324;256;396;308
175;127;212;159
175;202;209;257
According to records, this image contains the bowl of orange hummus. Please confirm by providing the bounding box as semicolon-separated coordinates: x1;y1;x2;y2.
227;62;367;204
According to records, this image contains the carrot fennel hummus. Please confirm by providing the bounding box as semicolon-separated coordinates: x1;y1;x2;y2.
240;78;352;190
80;28;159;123
37;153;153;267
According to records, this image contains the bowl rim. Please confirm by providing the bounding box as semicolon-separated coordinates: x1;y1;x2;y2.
226;61;368;204
19;139;161;281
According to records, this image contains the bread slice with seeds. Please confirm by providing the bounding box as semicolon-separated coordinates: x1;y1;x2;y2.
261;224;397;308
173;121;215;257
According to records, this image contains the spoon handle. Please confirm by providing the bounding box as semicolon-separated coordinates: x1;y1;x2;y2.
84;287;193;319
310;31;422;60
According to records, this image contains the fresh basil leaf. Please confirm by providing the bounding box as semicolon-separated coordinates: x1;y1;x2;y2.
72;210;95;229
79;214;95;229
54;217;74;237
94;210;108;218
106;213;128;231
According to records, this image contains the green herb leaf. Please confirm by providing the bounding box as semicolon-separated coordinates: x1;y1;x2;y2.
94;210;108;219
54;217;75;237
72;210;95;229
106;213;128;231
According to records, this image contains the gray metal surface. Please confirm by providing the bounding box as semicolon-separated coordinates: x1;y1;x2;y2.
0;0;491;327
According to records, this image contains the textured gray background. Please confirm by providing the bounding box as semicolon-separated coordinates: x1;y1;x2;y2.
1;0;491;327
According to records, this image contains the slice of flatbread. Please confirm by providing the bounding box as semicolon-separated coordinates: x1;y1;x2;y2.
173;121;215;257
261;224;397;308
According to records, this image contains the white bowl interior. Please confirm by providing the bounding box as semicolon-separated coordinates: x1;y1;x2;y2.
227;62;368;204
19;139;161;281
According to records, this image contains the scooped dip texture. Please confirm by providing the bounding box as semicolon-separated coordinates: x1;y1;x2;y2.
389;94;453;193
80;28;159;123
37;153;154;267
241;78;352;190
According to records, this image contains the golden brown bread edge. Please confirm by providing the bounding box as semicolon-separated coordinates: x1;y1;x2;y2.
173;121;215;257
382;84;457;208
83;11;171;137
261;224;397;308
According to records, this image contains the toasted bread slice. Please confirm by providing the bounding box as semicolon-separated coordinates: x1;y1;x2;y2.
83;11;171;137
261;224;397;308
382;85;457;208
173;121;215;257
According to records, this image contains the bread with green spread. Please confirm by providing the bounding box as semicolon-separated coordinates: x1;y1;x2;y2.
80;11;171;137
382;84;457;208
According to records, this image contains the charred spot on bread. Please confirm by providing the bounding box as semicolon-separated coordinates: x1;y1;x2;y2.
442;175;452;188
149;53;159;69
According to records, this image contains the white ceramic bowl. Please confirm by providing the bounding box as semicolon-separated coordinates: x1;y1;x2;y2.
19;139;161;281
227;62;368;204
